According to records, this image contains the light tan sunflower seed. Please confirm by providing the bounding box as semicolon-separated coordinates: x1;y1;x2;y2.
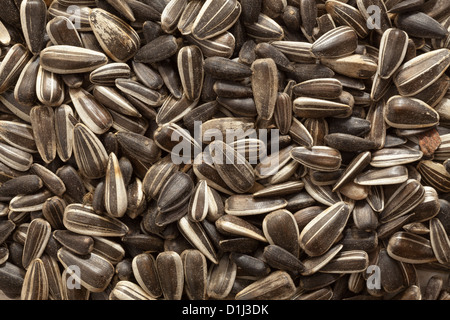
215;214;267;242
0;141;33;172
104;152;127;218
224;194;287;216
54;104;74;162
185;31;236;59
354;165;409;186
370;147;423;167
293;96;351;118
0;120;37;154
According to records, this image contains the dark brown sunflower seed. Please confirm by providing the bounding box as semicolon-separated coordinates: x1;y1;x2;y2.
378;28;409;79
52;230;94;256
395;11;448;39
325;0;369;38
324;133;377;152
320;54;378;79
41;196;66;230
250;58;278;122
181;249;207;300
311;26;358;59
46;16;83;47
186;31;236;59
244;13;284;41
132;253;162;299
134;35;180;64
92;85;140;117
0;175;42;199
57;247;115;292
206;253;237;299
115;78;164;107
157;171;194;213
177;45;204;102
14;55;40;106
352;200;378;232
385;95;439;129
387;231;437;264
39;45;109;74
356;0;392;35
262;209;300;257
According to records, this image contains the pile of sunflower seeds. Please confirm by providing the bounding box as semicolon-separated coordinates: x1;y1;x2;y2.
0;0;450;301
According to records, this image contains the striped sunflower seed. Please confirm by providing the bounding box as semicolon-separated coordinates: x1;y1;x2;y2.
0;44;31;94
224;194;287;216
377;28;409;79
73;123;108;179
293;96;351;118
20;0;47;55
354;165;409;186
325;0;369;38
14;55;40;106
235;270;296;300
155;251;184;300
417;160;450;193
186;31;236;59
110;280;155;300
30;106;57;164
207;253;237;299
244;13;284;41
157;171;194;213
92;85;140;117
311;26;358;59
132;253;162;299
290;146;342;172
319;250;369;273
39;45;109;74
429;218;450;265
52;230;94;256
251;58;278;122
192;0;241;40
387;231;437;264
181;249;207;300
36;66;65;107
89;8;140;62
57;247;115;292
104;152;127;218
0;141;33;172
215;214;267;242
393;48;450;96
63;203;129;237
46;16;83;47
89;62;131;86
177;45;204;102
356;0;392;35
22;218;51;270
299;201;351;257
20;258;48;300
0;120;37;154
385;96;439;129
41;196;66;230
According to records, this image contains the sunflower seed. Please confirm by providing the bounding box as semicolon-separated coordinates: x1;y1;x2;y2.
22;218;51;269
0;44;31;94
57;247;115;292
207;253;237;299
299;201;351;257
291;146;342;172
387;231;437;264
30;106;57;164
325;0;369;38
155;251;184;300
63;203;129;237
20;258;48;300
235;270;296;300
417;160;450;193
215;214;267;242
131;253;162;299
311;26;358;59
429;218;450;265
245;13;284;41
89;62;131;86
39;45;109;74
293;96;351;118
13;55;40;106
251;58;278;121
192;0;241;40
354;165;409;186
46;16;83;47
224;194;287;216
0;141;33;172
378;28;409;79
385;96;439;129
393;48;450;96
73;123;108;179
115;78;164;107
319;250;369;273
